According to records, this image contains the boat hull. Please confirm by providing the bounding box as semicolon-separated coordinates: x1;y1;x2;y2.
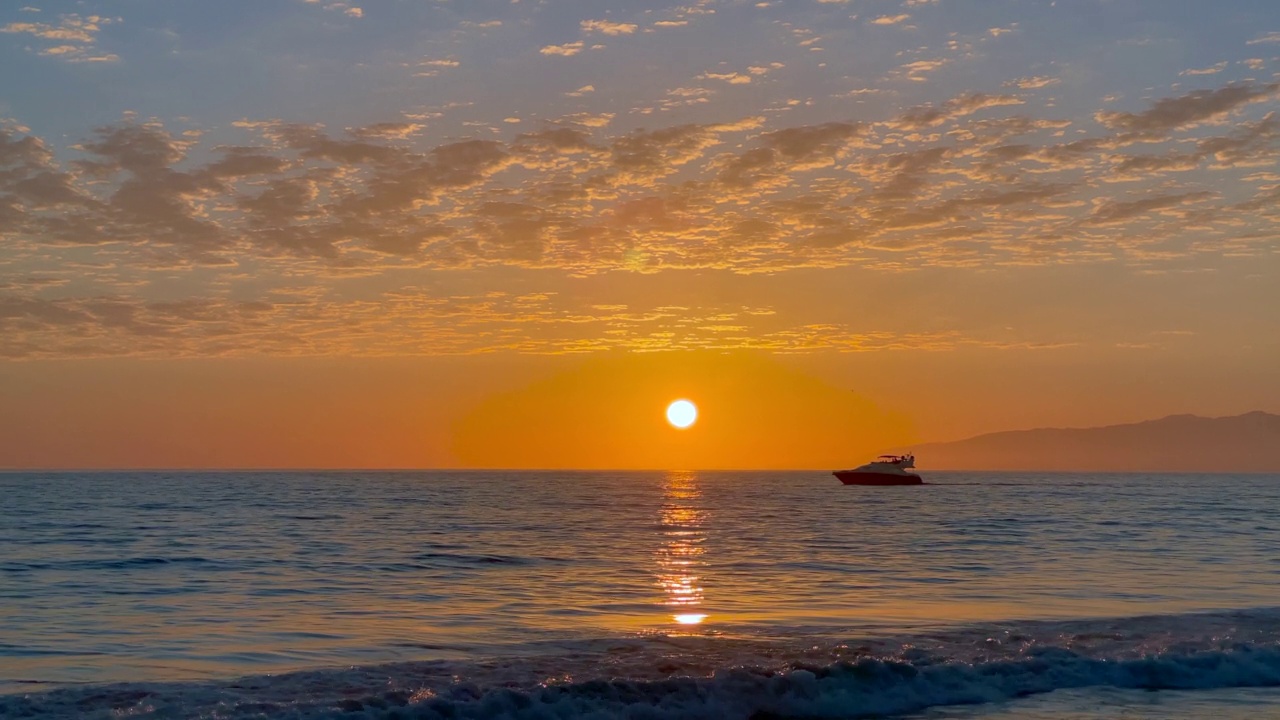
833;471;922;486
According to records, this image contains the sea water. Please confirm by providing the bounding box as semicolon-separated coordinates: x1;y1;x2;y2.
2;471;1279;718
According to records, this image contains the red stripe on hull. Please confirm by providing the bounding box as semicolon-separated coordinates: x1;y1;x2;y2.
833;471;922;486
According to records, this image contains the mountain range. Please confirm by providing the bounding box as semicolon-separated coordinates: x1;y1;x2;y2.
908;411;1280;472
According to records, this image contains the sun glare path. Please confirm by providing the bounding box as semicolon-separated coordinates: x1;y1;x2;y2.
666;399;698;429
674;613;708;625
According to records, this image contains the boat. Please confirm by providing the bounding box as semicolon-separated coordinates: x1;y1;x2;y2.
833;453;922;485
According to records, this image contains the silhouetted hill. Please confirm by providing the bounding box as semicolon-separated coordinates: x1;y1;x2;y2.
912;412;1280;472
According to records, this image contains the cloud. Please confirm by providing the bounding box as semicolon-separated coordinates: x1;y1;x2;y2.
2;17;99;43
1109;114;1280;177
581;19;638;35
420;59;460;68
560;113;615;128
348;123;427;140
540;42;584;56
894;93;1024;130
667;86;712;98
1005;76;1060;90
0;128;85;213
1;13;117;62
1180;62;1228;76
300;1;363;18
870;14;910;25
5;75;1279;361
606;124;734;185
700;71;754;84
896;58;949;82
0;288;1073;361
1085;192;1214;225
1096;82;1279;140
715;122;862;191
1246;32;1280;45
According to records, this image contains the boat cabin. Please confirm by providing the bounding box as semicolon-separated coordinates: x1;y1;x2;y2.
875;453;915;466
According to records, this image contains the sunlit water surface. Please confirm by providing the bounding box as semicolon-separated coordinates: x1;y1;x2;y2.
3;471;1280;718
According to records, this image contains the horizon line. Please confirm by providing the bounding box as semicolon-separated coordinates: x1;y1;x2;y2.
3;467;1279;475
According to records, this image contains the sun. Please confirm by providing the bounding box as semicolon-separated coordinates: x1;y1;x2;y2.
666;399;698;429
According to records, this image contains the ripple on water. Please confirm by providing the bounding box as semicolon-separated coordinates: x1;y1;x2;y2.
0;470;1278;692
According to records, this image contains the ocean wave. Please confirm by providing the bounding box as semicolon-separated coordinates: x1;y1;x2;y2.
5;646;1280;719
409;551;571;568
7;610;1280;720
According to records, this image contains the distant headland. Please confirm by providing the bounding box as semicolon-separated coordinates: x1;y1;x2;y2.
905;412;1280;472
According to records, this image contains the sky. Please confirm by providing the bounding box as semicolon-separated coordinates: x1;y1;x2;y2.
1;0;1278;469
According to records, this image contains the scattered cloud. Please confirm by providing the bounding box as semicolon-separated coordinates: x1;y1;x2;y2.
3;74;1270;317
1086;191;1214;225
894;93;1024;130
1;13;117;62
417;58;460;73
301;1;364;18
1180;62;1228;76
1096;82;1279;139
701;71;754;84
347;122;426;140
1005;76;1060;89
0;289;1067;360
540;42;584;56
581;19;638;35
4;4;1278;361
561;113;615;128
896;58;950;82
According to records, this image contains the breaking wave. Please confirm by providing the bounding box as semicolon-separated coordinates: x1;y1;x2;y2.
6;610;1280;719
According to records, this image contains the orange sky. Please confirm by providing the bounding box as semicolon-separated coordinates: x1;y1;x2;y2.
1;342;1275;469
1;1;1278;468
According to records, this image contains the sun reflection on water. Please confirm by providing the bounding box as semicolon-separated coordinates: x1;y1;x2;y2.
656;471;708;626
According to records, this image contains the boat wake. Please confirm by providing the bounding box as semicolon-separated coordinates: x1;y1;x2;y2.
6;609;1280;719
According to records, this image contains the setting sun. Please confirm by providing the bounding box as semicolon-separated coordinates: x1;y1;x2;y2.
666;400;698;429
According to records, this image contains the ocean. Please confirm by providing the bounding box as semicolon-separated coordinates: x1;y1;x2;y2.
2;470;1279;719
